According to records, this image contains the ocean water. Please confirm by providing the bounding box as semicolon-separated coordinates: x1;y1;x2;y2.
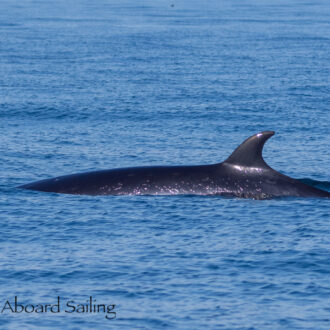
1;0;330;328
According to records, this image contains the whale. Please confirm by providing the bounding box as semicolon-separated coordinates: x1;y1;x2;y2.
19;131;330;199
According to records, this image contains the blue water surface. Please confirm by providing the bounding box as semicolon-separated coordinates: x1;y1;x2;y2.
0;0;330;328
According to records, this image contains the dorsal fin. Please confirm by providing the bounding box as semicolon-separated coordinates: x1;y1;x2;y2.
224;131;275;168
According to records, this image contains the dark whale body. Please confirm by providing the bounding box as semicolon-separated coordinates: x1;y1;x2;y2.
19;131;330;199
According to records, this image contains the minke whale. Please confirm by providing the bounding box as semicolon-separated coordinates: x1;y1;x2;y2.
19;131;330;199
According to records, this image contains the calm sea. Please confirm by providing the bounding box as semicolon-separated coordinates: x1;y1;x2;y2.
1;0;329;328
